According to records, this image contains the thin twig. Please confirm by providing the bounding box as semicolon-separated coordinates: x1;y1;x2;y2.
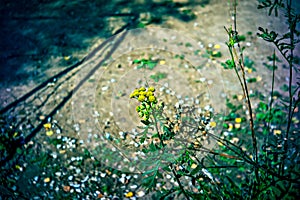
170;164;190;200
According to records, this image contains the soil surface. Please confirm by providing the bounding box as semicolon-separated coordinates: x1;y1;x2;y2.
0;0;299;199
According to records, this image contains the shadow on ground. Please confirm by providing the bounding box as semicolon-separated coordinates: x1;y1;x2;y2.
0;0;209;84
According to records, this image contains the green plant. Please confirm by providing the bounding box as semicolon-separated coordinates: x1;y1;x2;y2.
128;0;299;199
133;58;158;70
149;72;167;82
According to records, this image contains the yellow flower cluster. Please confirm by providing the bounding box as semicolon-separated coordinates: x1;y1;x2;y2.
130;86;156;103
130;86;157;122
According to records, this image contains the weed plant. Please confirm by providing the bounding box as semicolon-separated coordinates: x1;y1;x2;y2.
129;0;299;199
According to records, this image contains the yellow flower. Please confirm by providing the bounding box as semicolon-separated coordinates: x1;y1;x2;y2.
125;191;134;198
214;44;221;49
274;130;281;135
44;177;51;183
209;121;216;128
191;163;197;169
43;123;51;129
138;95;146;102
235;118;242;123
228;123;233;130
148;87;155;92
146;91;153;97
129;93;135;98
159;60;166;65
130;89;139;98
139;91;147;96
139;87;146;91
46;130;54;136
148;96;156;102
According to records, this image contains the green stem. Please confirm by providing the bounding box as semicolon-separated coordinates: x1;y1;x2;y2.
151;105;165;148
170;164;190;200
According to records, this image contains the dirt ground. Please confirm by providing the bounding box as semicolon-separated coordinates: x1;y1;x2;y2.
0;0;299;198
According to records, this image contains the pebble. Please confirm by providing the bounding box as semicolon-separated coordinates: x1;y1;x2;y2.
44;177;51;183
223;132;229;137
199;77;206;82
130;185;137;189
75;168;81;174
55;172;62;177
81;175;89;183
75;188;81;193
51;153;58;159
102;86;109;91
68;176;73;181
119;177;126;184
135;191;144;197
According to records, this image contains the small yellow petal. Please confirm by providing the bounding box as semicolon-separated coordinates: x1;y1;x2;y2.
139;87;146;91
234;123;241;129
212;51;218;55
138;95;146;102
191;163;197;169
274;130;281;135
43;123;51;129
257;76;262;82
210;121;216;128
214;44;221;49
148;95;156;102
159;60;166;65
235;118;242;123
148;87;155;92
64;56;71;61
13;132;18;138
125;191;134;198
237;95;244;101
15;165;21;170
228;123;233;130
59;150;66;154
46;130;54;136
44;177;51;183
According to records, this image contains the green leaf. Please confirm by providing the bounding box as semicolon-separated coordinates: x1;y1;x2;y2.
221;59;235;69
190;165;202;176
258;102;268;111
149;142;157;152
147;61;158;70
150;72;167;82
247;77;257;83
280;84;289;92
137;22;146;28
133;59;141;64
237;35;246;42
